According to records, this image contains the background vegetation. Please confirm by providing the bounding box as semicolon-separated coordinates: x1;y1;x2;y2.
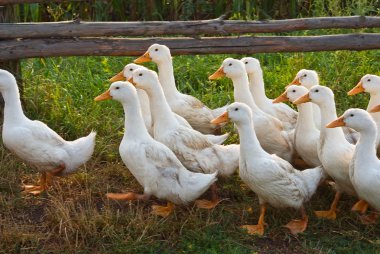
1;0;380;253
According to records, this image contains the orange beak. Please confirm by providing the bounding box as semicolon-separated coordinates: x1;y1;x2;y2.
369;104;380;113
210;112;229;124
293;93;311;105
127;77;136;86
94;89;112;101
109;71;126;82
326;116;345;128
273;91;289;103
347;81;365;95
134;51;151;64
209;66;226;80
291;77;301;85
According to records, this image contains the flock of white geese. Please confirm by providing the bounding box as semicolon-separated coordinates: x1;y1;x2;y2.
1;43;380;236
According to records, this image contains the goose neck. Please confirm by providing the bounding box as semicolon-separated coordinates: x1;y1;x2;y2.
2;86;26;125
296;102;317;133
368;92;380;123
237;121;266;156
156;59;180;102
232;74;261;113
248;71;270;107
122;98;150;140
354;124;378;165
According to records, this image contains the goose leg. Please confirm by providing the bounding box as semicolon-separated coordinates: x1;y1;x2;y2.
106;192;150;201
360;212;379;225
22;172;47;195
314;192;341;220
351;200;369;214
195;183;221;209
284;206;308;234
241;204;266;236
151;202;175;218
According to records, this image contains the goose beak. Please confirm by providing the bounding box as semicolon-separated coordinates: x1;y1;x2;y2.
273;91;289;103
209;66;225;80
134;51;151;63
293;93;311;105
95;89;112;101
369;104;380;113
326;116;345;128
127;77;136;86
291;77;301;85
109;71;125;82
347;81;365;95
211;111;229;124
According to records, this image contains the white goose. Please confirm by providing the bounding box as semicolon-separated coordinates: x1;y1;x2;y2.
328;108;380;223
134;43;226;134
129;69;239;209
212;102;325;235
273;85;321;167
110;63;229;145
0;69;96;194
95;81;217;217
294;85;366;219
347;74;380;152
209;58;294;163
241;57;297;131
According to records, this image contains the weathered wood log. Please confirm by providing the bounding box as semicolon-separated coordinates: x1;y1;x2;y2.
0;16;379;39
0;33;379;60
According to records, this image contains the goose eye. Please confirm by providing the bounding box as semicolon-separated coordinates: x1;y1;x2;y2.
229;63;232;66
315;89;319;93
292;90;296;92
155;48;158;51
129;68;133;71
304;74;307;77
350;114;354;117
139;73;143;76
368;79;371;82
235;108;239;111
115;86;120;90
245;62;248;64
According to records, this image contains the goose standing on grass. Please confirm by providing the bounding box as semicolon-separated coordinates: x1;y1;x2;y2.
327;108;380;223
209;58;294;163
0;69;96;195
129;69;239;209
294;85;367;219
110;63;229;145
134;43;227;134
212;102;325;235
95;81;217;217
241;57;297;131
273;85;321;167
347;74;380;152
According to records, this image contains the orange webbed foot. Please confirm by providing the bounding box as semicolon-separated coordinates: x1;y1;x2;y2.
351;200;369;214
151;203;175;218
360;213;378;225
314;210;337;220
195;199;221;209
241;224;265;236
283;217;308;235
22;184;46;195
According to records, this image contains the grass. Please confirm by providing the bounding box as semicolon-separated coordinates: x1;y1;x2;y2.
1;50;380;253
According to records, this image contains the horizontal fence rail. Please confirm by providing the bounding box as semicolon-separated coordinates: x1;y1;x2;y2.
1;33;379;60
0;16;379;39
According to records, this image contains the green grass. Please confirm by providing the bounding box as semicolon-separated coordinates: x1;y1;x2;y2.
1;50;380;253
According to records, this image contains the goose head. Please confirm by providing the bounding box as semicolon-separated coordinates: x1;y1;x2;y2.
348;74;380;96
134;44;171;64
209;58;246;80
0;69;17;92
211;102;252;126
94;81;137;103
128;68;159;93
290;69;319;89
273;85;309;104
240;57;261;75
327;108;375;132
294;85;334;106
109;63;147;82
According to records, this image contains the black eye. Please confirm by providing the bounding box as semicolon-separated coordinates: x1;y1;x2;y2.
129;68;133;71
315;89;319;92
235;108;239;111
368;79;371;82
229;63;232;66
304;74;307;77
245;62;248;64
139;73;143;76
155;48;158;51
292;90;296;92
115;86;120;90
350;114;354;117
